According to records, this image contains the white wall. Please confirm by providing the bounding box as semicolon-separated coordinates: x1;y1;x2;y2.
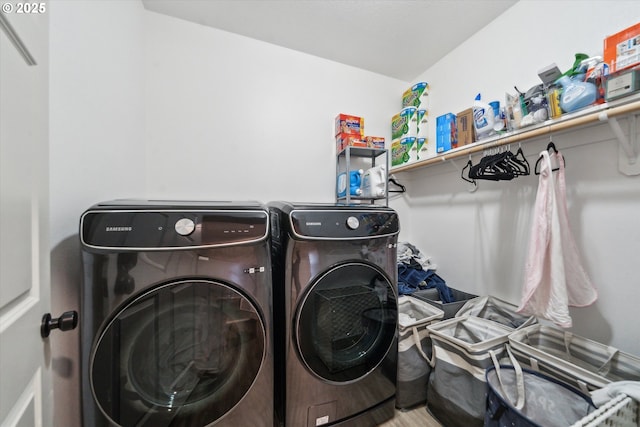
50;1;146;247
397;1;640;354
143;11;406;202
49;1;146;426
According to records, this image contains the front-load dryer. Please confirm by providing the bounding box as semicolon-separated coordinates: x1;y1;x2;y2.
268;202;399;427
80;200;274;427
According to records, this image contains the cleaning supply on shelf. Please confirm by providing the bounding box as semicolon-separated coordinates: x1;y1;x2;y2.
473;93;495;139
555;75;597;113
362;165;386;198
581;56;609;104
562;53;590;77
436;114;456;153
336;169;363;198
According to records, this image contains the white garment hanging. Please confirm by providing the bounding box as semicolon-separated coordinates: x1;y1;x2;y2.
517;150;597;327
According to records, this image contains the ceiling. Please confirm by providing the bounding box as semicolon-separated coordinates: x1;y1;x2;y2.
141;0;518;82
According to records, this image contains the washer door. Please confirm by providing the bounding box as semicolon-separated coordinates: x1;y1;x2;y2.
90;279;266;427
296;262;397;383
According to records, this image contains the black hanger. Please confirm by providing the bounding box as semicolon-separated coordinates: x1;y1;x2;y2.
511;146;531;176
534;140;565;175
461;159;476;185
470;149;515;181
388;177;406;193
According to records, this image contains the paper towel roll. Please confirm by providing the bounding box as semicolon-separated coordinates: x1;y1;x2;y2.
391;107;417;140
417;108;428;138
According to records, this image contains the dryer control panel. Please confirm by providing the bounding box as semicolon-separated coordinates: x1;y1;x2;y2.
289;209;399;239
81;210;269;250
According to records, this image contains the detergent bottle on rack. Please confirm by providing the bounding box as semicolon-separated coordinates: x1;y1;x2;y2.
473;93;495;139
555;75;597;113
362;165;386;198
337;169;363;198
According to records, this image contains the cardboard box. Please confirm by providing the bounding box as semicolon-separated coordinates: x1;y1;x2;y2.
604;22;640;73
336;133;367;152
456;108;475;146
364;136;385;150
436;113;456;153
335;114;364;136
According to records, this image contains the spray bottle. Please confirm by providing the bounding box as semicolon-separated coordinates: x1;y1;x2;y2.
581;56;609;104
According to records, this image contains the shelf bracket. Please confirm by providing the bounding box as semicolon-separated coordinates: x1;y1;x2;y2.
599;112;639;176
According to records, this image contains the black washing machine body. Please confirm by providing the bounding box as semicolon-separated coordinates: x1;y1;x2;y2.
80;200;274;427
269;202;400;427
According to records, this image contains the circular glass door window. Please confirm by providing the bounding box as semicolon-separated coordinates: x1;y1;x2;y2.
91;279;266;427
296;262;397;383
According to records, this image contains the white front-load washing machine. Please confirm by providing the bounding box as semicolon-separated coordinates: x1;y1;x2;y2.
268;202;399;427
80;200;274;427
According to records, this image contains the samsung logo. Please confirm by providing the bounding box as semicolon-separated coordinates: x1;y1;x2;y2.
305;222;322;226
106;226;132;232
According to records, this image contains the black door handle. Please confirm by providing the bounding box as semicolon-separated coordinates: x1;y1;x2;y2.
41;310;78;338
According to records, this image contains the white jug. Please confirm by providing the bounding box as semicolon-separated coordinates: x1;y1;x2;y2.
362;165;386;198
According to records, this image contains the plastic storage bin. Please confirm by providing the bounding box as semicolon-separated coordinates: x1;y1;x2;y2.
412;287;479;319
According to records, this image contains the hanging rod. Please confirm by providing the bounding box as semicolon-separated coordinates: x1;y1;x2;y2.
391;98;640;174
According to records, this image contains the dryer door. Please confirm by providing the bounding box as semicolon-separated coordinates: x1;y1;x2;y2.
90;279;266;427
296;262;397;383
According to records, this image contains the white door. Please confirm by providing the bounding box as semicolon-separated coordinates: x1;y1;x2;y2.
0;4;52;426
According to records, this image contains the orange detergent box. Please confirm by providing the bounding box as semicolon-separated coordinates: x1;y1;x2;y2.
335;114;364;136
336;133;367;152
604;22;640;73
364;136;385;149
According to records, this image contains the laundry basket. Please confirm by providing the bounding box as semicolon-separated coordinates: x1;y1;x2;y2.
455;295;537;330
509;325;640;393
485;365;596;427
396;296;444;409
571;393;640;427
413;287;479;319
426;315;513;427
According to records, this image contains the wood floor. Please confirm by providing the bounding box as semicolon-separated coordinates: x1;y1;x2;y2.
378;405;442;427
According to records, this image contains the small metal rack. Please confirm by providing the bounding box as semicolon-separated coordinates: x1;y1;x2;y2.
336;146;389;206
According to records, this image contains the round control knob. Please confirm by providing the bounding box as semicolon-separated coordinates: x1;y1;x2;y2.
175;218;195;236
346;216;360;230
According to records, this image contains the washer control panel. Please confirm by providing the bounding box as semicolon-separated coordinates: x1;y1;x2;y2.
290;209;399;239
81;210;268;250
